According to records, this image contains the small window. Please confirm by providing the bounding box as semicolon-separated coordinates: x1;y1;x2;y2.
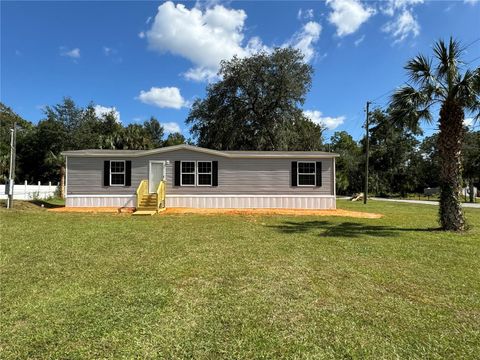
110;160;125;186
298;162;316;186
197;161;212;186
181;161;195;186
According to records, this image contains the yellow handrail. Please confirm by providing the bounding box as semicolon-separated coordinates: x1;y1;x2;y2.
136;180;148;208
156;180;166;211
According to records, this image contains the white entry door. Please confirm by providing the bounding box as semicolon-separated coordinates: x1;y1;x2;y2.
149;161;165;193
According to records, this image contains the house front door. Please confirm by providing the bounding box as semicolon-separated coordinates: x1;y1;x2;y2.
149;161;165;193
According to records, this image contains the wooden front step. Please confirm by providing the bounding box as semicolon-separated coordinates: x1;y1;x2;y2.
139;201;157;206
139;194;157;206
134;192;164;215
132;210;156;216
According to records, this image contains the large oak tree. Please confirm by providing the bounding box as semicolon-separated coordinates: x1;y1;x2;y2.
187;48;324;151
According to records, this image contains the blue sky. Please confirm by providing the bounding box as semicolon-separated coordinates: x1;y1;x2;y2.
2;0;479;141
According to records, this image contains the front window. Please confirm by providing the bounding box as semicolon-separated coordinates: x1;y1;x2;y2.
197;161;212;186
110;160;125;186
298;162;316;186
181;161;195;186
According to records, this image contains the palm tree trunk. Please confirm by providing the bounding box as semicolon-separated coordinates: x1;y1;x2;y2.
437;100;465;231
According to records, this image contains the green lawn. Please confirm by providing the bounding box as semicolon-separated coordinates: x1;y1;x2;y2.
1;201;479;359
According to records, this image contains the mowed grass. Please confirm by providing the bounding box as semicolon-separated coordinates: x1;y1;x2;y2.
1;201;479;359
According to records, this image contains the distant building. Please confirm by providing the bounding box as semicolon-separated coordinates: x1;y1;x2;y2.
462;186;478;198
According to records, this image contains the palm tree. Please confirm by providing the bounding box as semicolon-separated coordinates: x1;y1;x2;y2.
390;38;479;231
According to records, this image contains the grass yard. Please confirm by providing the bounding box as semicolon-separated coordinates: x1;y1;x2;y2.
1;201;479;359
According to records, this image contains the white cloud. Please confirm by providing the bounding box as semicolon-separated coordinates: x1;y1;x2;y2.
354;34;365;46
464;0;479;4
137;87;186;109
382;9;420;43
94;105;121;123
138;31;146;39
297;8;314;20
304;110;345;130
142;1;320;82
287;21;322;62
60;47;80;59
326;0;375;37
184;68;219;82
162;122;181;133
145;2;250;82
381;0;424;16
381;0;423;42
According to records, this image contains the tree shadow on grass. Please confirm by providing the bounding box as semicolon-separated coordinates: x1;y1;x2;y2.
269;220;440;238
30;199;64;209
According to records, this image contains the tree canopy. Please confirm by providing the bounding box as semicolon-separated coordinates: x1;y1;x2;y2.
0;99;186;182
187;48;324;151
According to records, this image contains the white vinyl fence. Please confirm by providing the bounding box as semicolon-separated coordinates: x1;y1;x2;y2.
0;181;58;200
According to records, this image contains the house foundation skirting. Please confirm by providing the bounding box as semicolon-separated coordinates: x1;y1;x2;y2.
166;195;336;209
66;195;135;208
66;195;336;209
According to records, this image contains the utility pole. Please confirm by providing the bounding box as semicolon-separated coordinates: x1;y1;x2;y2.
7;123;16;209
364;102;370;204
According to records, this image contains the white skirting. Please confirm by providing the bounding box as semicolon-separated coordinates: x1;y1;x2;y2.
66;195;336;209
66;196;135;207
166;195;336;209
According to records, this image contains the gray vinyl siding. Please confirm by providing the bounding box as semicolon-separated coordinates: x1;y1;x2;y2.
67;149;334;196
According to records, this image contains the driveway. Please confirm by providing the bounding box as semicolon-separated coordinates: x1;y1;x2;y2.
371;197;480;209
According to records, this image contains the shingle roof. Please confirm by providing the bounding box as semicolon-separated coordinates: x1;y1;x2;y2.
62;144;339;158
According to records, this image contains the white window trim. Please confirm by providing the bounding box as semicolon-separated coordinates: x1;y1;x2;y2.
196;161;213;187
297;161;316;187
110;160;126;187
180;160;196;187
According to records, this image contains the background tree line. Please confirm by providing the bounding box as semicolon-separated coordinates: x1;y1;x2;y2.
0;100;186;183
328;108;479;197
1;47;478;204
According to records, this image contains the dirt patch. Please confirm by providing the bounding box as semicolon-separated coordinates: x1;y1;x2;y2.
0;201;45;211
164;208;383;219
47;206;382;218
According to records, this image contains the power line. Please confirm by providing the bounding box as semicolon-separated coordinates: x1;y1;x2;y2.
466;55;480;65
371;89;394;103
462;38;480;52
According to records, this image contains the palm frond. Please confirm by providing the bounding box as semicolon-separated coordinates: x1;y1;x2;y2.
433;37;462;86
389;85;434;131
405;54;433;86
462;67;480;119
433;39;448;74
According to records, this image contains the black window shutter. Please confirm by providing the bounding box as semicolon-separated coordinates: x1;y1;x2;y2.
103;161;110;186
212;161;218;186
174;161;181;186
125;161;132;186
291;161;297;187
316;161;322;187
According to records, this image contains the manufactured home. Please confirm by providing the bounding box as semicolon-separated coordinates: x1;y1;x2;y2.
62;144;338;211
